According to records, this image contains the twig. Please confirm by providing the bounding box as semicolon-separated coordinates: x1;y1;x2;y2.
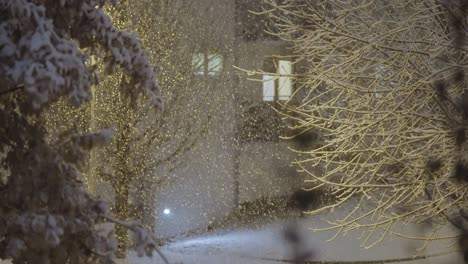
102;215;170;264
0;84;24;96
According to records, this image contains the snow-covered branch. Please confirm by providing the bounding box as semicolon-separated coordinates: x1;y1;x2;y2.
0;0;164;263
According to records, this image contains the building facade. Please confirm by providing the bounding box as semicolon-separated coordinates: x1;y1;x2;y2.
147;0;312;238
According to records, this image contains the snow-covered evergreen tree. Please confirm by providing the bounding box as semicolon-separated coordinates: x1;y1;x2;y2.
0;0;163;263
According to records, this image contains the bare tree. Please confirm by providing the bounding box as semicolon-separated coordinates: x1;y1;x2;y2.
258;0;468;252
0;0;165;263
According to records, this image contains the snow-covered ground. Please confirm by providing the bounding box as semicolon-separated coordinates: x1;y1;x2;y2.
128;213;464;264
0;215;463;264
2;202;463;264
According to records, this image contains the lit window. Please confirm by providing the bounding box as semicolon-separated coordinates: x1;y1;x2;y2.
192;52;223;76
278;60;293;100
192;53;205;76
207;54;223;76
262;59;294;101
262;75;275;101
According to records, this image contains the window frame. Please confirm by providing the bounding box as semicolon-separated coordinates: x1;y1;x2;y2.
192;50;224;76
262;59;295;102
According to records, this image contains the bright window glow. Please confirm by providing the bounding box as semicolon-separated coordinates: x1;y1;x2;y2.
278;60;292;101
207;54;223;75
163;208;171;215
262;59;294;101
262;74;275;101
192;53;205;75
192;52;223;76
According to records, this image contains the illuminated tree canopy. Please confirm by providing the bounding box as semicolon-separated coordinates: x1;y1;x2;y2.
86;0;226;256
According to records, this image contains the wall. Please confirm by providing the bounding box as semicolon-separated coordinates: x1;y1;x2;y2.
152;0;238;238
148;0;302;238
238;142;300;203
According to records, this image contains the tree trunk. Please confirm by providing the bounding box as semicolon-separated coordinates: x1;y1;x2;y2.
113;121;132;258
114;179;130;258
141;184;156;232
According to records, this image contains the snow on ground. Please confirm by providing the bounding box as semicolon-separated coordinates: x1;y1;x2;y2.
2;201;463;264
128;213;464;264
0;219;463;264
